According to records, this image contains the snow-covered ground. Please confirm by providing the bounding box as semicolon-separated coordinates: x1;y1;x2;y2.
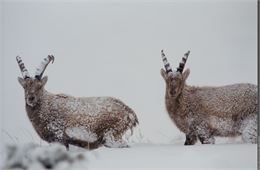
2;142;257;170
87;143;257;170
1;1;257;170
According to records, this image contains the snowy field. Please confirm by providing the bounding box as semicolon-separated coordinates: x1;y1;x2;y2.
0;1;257;170
87;144;257;170
2;142;257;170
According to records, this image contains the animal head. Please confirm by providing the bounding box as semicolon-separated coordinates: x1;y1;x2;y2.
160;50;190;98
17;55;54;107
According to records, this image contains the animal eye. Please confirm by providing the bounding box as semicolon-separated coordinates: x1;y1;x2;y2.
37;86;43;90
169;89;175;96
37;82;43;87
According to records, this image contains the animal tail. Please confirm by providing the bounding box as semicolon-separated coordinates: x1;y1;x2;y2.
113;98;139;135
128;109;139;135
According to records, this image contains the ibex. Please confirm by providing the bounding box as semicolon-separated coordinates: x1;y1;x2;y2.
160;50;257;145
17;55;139;150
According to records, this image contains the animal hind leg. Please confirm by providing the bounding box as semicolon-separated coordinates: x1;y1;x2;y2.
198;134;215;144
184;133;197;145
103;130;129;148
67;138;102;150
241;114;257;144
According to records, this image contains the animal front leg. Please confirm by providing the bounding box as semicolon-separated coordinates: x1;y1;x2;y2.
64;143;69;151
196;122;215;144
184;133;197;145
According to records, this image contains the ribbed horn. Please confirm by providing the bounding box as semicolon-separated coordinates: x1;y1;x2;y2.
16;56;30;79
35;55;55;80
161;50;173;74
176;51;190;73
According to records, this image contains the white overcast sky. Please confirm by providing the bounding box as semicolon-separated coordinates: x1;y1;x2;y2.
0;0;257;145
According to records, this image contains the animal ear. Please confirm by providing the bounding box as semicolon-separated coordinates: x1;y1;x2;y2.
182;69;190;81
18;77;26;88
41;76;48;86
160;68;167;80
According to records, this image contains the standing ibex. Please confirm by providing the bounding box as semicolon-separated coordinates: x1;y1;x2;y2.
17;55;139;150
160;50;257;145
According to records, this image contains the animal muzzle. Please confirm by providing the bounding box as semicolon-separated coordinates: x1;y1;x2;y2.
26;95;37;106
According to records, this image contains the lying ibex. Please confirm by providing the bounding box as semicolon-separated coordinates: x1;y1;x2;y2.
160;50;257;145
17;55;139;149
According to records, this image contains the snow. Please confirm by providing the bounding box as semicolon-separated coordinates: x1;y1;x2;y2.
2;142;257;170
46;121;65;140
103;131;128;148
240;114;257;143
87;143;257;170
65;127;98;143
3;143;87;170
1;1;257;170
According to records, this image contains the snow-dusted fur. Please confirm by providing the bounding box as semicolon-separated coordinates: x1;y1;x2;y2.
17;56;139;150
160;50;257;145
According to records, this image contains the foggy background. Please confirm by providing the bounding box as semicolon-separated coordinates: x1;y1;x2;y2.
1;0;257;146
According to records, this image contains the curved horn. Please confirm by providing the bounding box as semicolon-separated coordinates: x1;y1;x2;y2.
161;50;173;74
176;51;190;73
35;55;55;80
16;56;30;79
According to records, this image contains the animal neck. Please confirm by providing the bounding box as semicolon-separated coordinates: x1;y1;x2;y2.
25;89;52;130
25;89;51;141
165;84;190;115
165;93;180;115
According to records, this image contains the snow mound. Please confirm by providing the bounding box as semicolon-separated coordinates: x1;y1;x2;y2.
123;126;151;144
65;126;98;143
1;142;256;170
3;143;87;170
87;143;257;170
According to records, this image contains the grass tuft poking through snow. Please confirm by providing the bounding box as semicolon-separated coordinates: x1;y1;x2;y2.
2;141;257;170
3;143;86;170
